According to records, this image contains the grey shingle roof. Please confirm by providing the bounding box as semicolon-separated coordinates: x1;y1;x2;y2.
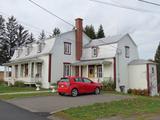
129;59;156;65
84;34;124;48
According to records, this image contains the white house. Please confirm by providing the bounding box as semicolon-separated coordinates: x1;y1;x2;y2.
4;18;158;96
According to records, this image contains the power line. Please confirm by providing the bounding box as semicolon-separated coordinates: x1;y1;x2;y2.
28;0;74;28
138;0;160;7
0;11;52;35
89;0;160;14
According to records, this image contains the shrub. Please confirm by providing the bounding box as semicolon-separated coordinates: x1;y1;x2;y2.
14;81;25;87
0;81;7;86
50;83;58;90
127;89;149;96
102;80;115;91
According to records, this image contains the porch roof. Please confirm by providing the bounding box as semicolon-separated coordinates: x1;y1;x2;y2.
3;58;43;66
72;59;112;66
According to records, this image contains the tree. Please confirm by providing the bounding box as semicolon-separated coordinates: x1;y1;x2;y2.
6;16;18;57
0;15;8;64
16;24;29;46
50;27;61;38
84;25;96;39
26;33;35;44
155;42;160;84
97;24;105;39
38;30;46;40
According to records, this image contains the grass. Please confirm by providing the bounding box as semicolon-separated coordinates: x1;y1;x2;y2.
55;97;160;120
0;92;54;100
0;85;36;93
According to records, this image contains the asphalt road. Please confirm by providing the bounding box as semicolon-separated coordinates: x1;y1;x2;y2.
0;100;50;120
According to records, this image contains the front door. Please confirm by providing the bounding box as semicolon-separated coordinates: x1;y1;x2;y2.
88;65;95;78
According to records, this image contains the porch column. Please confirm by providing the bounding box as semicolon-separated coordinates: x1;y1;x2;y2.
12;65;15;78
18;64;21;78
34;62;36;78
29;62;32;79
102;64;104;79
4;66;7;79
79;66;81;77
86;65;88;77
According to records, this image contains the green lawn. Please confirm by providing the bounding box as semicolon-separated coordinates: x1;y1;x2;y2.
55;97;160;120
0;92;54;100
0;85;36;93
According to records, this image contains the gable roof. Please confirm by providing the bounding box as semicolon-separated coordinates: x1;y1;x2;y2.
84;34;124;48
129;59;156;65
84;33;137;48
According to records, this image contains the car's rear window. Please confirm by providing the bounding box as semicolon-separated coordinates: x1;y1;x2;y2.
60;78;69;82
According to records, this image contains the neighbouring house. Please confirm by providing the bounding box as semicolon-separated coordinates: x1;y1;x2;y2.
4;18;158;96
0;66;5;81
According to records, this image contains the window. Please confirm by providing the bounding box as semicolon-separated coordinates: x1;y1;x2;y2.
92;47;98;57
31;63;34;77
21;64;24;77
37;63;42;77
83;78;92;83
37;43;42;53
64;42;71;55
125;46;130;58
25;45;32;56
17;48;23;57
15;65;18;78
63;63;71;76
97;65;102;78
60;78;69;82
75;77;83;82
88;65;95;78
152;67;154;74
24;64;28;77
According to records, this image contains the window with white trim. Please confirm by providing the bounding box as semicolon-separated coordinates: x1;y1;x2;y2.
63;63;71;76
64;42;71;55
97;65;102;78
37;43;42;53
125;46;130;58
92;47;98;57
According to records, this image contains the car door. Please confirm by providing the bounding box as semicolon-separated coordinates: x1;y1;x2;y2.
74;77;86;93
82;78;95;93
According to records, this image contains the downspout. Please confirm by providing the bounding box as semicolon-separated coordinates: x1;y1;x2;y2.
48;54;51;83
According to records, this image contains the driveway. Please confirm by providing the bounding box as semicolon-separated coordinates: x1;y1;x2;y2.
0;100;49;120
7;94;133;114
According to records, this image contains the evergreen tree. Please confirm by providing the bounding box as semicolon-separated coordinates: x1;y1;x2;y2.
84;25;96;39
26;33;35;44
6;16;18;57
97;24;105;39
50;27;61;38
38;30;46;40
0;15;9;64
155;42;160;84
16;24;29;46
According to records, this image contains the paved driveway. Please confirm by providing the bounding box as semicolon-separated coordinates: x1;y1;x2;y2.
7;94;132;114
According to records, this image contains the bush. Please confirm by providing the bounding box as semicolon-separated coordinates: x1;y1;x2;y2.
127;89;149;96
0;81;7;86
102;80;115;91
14;81;25;87
50;83;58;90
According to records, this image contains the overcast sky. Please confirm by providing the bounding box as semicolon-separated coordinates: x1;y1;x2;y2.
0;0;160;59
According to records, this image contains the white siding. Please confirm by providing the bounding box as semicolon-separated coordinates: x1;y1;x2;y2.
81;43;117;60
51;31;90;83
128;64;147;89
116;35;139;92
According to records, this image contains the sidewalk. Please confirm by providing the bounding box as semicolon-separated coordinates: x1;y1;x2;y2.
0;91;49;95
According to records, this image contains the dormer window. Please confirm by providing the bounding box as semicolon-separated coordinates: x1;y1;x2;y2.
92;47;98;57
37;41;45;53
125;46;130;58
25;45;32;56
17;48;22;58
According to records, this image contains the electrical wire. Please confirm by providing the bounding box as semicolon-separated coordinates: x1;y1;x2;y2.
28;0;74;28
138;0;160;7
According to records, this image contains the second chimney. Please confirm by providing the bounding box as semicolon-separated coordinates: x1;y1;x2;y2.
75;18;83;60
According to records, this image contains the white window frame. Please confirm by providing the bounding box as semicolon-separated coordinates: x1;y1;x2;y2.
125;46;130;58
64;42;71;55
63;63;71;76
97;65;102;78
92;47;98;57
37;43;42;53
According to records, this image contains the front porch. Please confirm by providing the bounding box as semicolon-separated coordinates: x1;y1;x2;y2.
72;59;115;83
4;58;43;85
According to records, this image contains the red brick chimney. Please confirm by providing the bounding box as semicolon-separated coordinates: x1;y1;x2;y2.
75;18;83;60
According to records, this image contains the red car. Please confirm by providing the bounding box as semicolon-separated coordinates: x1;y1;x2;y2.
57;76;102;97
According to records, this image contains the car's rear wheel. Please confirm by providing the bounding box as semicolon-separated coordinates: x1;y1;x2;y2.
71;88;78;97
94;87;100;95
